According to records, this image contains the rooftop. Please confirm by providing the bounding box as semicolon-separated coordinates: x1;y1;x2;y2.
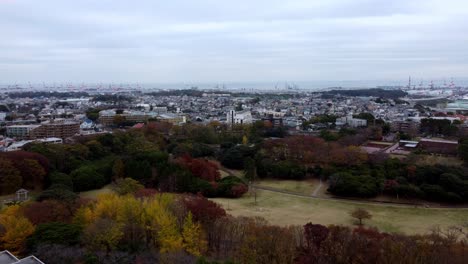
0;251;44;264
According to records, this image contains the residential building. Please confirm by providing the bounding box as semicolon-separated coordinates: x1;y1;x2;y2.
391;120;420;136
226;110;253;125
157;113;186;125
0;250;44;264
30;119;80;139
6;125;41;139
336;115;367;128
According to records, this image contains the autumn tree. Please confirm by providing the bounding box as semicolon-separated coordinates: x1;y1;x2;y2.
134;188;158;198
182;212;207;256
182;194;226;225
350;208;372;226
0;158;22;194
83;218;124;254
18;158;46;190
0;205;35;255
112;178;144;195
23;200;76;225
176;155;220;182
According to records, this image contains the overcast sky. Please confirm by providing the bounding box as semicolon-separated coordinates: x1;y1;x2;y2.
1;0;468;84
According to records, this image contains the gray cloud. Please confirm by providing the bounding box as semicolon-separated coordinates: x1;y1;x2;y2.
1;0;467;84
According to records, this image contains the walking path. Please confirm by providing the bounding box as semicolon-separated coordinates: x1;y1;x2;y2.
311;179;323;197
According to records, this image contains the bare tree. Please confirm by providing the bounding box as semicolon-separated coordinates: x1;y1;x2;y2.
350;208;372;226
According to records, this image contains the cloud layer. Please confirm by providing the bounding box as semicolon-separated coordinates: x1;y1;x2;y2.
1;0;467;84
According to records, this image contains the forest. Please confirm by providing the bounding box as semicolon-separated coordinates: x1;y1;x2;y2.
0;121;467;263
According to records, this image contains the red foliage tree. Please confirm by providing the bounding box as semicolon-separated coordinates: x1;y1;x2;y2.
304;223;329;250
0;151;50;190
176;155;220;182
0;151;50;173
22;200;76;225
183;194;226;224
229;184;248;198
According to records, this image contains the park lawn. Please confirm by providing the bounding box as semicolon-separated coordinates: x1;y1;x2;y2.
211;189;468;235
80;184;114;199
256;179;317;195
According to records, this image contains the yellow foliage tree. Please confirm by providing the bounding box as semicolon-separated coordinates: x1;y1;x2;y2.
75;193;185;253
142;195;183;253
83;218;124;253
182;212;207;256
242;135;249;145
0;206;35;255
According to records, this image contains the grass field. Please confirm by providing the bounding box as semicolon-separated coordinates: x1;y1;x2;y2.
211;189;468;235
80;185;114;199
256;179;318;195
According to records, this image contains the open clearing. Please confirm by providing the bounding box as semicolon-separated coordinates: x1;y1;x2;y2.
255;179;318;195
211;189;468;235
80;184;114;199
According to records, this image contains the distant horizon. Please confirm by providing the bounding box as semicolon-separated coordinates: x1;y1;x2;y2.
2;78;468;91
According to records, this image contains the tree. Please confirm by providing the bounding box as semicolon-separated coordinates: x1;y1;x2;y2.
350;208;372;226
459;138;468;162
85;140;107;160
242;135;248;145
176;155;220;182
182;195;226;225
243;157;257;181
182;213;207;257
86;108;100;122
112;178;144;195
112;159;126;181
71;166;106;192
16;158;46;191
23;200;76;225
0;158;22;194
37;185;79;202
49;172;74;190
303;223;329;250
28;222;82;248
83;218;124;254
0;206;35;255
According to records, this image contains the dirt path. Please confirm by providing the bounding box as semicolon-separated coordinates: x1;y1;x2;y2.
311;179;323;197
